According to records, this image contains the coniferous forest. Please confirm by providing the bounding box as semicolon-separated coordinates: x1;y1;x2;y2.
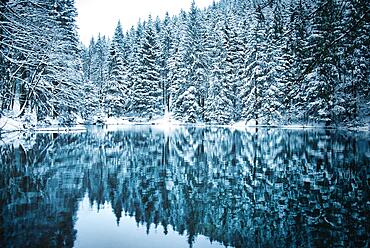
0;2;369;247
0;0;369;127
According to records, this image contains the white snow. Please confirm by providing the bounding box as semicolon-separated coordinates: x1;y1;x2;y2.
230;120;257;133
43;117;60;126
0;117;24;132
283;124;311;129
74;113;85;125
150;112;182;133
34;125;87;133
245;119;257;126
232;120;246;128
104;117;131;125
0;115;87;135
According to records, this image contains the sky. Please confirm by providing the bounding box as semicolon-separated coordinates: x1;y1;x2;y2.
75;0;217;46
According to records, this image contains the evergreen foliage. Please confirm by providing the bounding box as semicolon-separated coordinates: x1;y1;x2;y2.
1;0;369;127
0;0;83;123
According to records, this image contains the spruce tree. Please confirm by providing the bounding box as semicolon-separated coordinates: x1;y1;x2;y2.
107;20;128;117
338;0;370;124
205;17;234;124
131;17;163;119
281;0;310;123
48;0;84;123
168;11;189;120
126;24;143;117
240;5;268;125
176;1;208;122
304;0;340;125
90;34;110;116
158;12;173;113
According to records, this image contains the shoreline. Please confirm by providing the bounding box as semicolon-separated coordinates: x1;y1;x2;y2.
1;121;369;136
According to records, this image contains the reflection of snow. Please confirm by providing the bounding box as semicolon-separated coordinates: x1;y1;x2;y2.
166;180;174;191
0;131;23;146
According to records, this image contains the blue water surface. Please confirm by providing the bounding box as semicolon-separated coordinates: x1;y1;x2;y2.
0;126;368;247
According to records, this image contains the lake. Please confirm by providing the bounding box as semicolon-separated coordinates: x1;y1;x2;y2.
0;126;369;247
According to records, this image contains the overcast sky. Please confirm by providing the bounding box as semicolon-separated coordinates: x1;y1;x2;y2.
76;0;217;46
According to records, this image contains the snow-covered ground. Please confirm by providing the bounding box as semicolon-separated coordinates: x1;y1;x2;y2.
0;116;25;132
104;117;131;125
1;114;368;140
34;126;87;133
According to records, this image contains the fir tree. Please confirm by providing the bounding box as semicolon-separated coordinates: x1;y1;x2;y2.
131;17;163;119
176;1;208;121
168;11;189;120
107;20;128;117
90;34;110;115
240;5;268;125
304;0;340;125
205;17;234;124
158;12;173;113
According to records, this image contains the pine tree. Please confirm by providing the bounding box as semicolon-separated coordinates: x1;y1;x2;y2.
338;0;370;124
131;17;163;120
223;11;246;122
107;20;128;117
90;34;110;116
281;0;310;123
205;16;233;124
158;12;173;113
240;5;268;125
260;2;285;125
0;0;83;123
168;11;189;120
175;1;208;122
82;37;95;81
47;0;84;123
175;86;199;123
304;0;340;125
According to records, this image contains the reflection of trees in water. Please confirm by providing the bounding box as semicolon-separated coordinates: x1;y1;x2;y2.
0;127;368;247
0;133;84;248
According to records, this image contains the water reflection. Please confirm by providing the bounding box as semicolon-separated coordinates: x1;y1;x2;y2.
0;126;369;247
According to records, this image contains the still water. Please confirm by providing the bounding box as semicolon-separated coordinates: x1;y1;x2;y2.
0;126;369;248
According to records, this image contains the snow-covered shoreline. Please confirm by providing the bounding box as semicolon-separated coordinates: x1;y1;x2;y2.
1;116;369;137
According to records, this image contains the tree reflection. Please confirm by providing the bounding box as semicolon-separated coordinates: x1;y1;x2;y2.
0;127;368;247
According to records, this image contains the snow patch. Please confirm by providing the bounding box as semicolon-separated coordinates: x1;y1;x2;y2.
231;121;246;130
74;113;85;125
232;121;246;128
0;117;24;132
151;113;182;133
42;117;60;126
283;124;307;129
104;117;131;125
34;125;86;133
246;119;257;126
228;121;256;133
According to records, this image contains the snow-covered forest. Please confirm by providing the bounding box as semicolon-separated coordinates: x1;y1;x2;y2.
0;0;369;127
